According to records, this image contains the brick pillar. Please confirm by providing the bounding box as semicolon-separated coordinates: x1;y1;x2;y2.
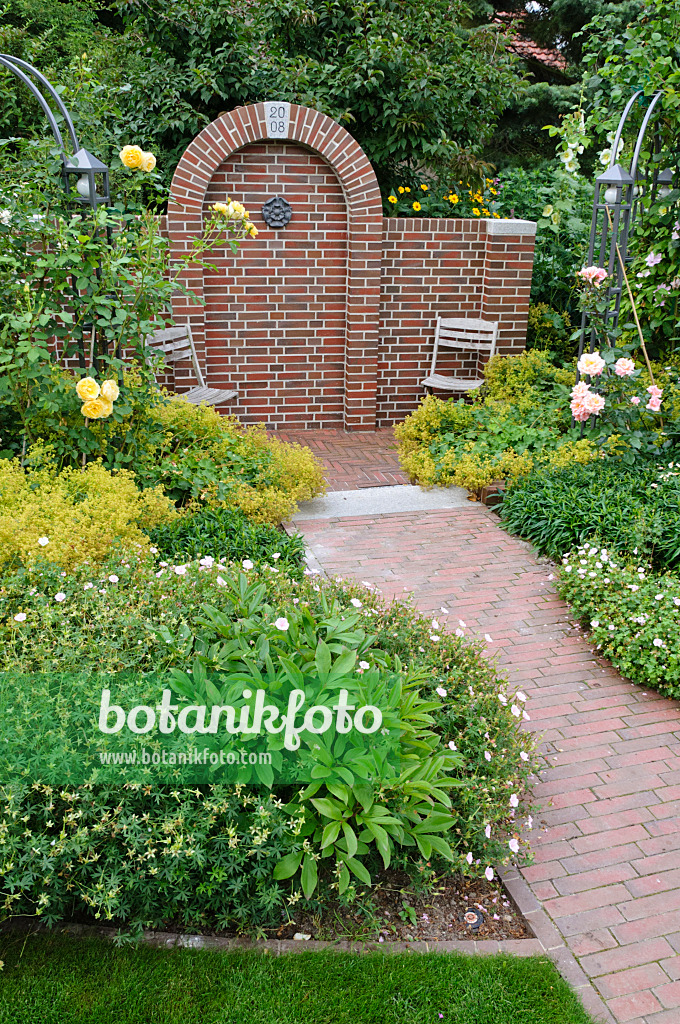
480;219;537;355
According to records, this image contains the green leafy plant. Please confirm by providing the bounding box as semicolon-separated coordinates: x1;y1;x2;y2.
500;459;680;568
147;506;305;575
558;542;680;699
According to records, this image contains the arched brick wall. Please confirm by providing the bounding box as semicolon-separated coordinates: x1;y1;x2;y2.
167;102;383;429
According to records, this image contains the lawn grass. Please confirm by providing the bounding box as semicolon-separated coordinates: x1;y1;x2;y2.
0;933;596;1024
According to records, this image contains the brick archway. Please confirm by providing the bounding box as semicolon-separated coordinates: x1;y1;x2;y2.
167;102;383;429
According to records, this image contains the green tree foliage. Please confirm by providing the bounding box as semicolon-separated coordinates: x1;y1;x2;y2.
467;0;640;168
1;0;525;187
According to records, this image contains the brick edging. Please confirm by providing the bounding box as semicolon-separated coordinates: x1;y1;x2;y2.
497;865;616;1024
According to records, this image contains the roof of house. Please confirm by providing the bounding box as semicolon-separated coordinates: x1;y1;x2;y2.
494;10;569;73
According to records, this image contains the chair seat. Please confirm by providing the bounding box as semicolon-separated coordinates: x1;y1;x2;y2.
181;386;238;406
421;373;484;392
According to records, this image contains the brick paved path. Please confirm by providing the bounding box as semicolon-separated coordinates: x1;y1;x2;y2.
288;429;680;1024
277;427;409;490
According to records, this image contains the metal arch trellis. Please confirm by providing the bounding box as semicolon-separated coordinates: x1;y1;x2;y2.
0;54;113;370
577;89;672;361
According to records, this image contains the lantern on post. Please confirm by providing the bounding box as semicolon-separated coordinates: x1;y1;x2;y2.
63;148;111;210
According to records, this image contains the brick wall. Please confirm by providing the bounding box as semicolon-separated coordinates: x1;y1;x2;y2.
166;102;536;430
377;217;536;426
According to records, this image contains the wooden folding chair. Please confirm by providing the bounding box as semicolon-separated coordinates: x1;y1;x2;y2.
421;317;499;394
146;324;237;406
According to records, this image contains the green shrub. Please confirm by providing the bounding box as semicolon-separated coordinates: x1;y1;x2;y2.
0;459;176;570
0;554;535;933
558;543;680;699
500;460;680;568
526;304;576;364
480;350;574;405
136;402;326;522
147;506;305;577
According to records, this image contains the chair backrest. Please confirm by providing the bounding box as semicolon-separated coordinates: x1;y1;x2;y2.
430;317;498;375
146;323;205;387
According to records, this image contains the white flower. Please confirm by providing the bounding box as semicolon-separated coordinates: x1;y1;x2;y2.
484;751;491;761
591;620;600;628
485;824;491;838
83;582;94;591
216;576;227;587
436;686;447;697
430;633;440;641
455;628;464;638
274;617;289;631
484;634;493;643
440;607;449;614
149;546;158;554
508;838;519;854
510;705;521;717
655;594;664;601
485;866;494;881
498;694;507;705
38;536;49;546
13;613;26;622
520;751;529;762
466;852;473;865
0;209;11;226
516;691;527;702
458;619;466;628
509;793;519;808
174;566;187;576
431;619;440;630
108;574;119;583
54;593;66;603
522;710;531;722
199;556;214;568
272;553;281;560
242;559;254;570
653;638;664;648
350;598;362;608
448;741;457;751
359;660;370;670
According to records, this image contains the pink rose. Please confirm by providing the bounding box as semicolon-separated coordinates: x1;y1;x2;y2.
647;396;663;412
584;392;605;416
577;266;608;288
647;384;663;398
630;396;641;406
577;350;606;377
614;358;635;377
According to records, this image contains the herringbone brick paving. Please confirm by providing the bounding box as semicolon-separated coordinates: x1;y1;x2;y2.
277;427;409;490
290;429;680;1024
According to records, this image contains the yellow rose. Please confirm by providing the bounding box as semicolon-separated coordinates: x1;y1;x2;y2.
76;376;100;401
98;397;114;418
81;398;107;419
119;145;144;170
100;379;120;402
212;202;229;216
140;151;156;173
248;226;258;237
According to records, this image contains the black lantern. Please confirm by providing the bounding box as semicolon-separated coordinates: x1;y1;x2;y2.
64;148;111;209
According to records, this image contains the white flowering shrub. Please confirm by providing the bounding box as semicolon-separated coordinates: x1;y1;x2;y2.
559;543;680;698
